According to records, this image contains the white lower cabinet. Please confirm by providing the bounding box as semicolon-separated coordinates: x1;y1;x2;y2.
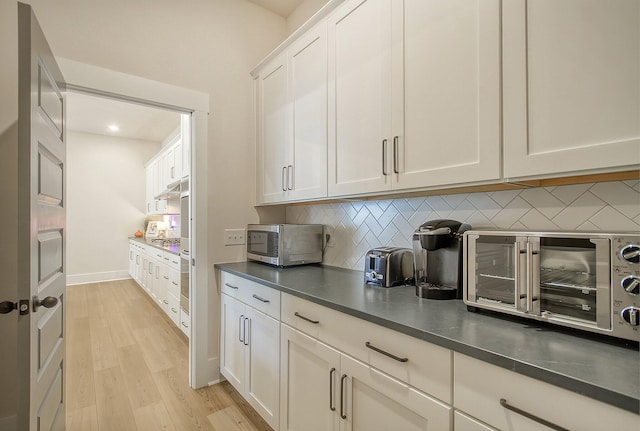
454;352;640;431
129;240;183;331
280;324;341;431
280;324;450;431
220;293;280;430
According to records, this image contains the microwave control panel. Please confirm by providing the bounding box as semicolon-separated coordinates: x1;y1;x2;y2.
612;237;640;330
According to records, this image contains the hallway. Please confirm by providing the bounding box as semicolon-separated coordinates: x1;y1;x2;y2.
65;279;272;431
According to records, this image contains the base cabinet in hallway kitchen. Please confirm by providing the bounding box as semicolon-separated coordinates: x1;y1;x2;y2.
280;324;451;431
220;273;281;430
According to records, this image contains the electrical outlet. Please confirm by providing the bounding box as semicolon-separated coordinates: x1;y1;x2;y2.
224;229;246;246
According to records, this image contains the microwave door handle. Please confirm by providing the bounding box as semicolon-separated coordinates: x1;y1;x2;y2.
514;241;523;311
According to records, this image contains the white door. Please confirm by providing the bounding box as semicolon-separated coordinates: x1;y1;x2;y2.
327;0;393;197
219;294;246;392
16;4;67;430
391;0;501;190
502;0;640;178
339;355;451;431
280;324;341;431
245;307;280;430
288;23;328;202
257;54;289;204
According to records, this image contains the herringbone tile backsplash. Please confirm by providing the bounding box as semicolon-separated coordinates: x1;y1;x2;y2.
286;180;640;271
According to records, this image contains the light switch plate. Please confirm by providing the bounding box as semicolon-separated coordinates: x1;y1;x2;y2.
224;229;245;246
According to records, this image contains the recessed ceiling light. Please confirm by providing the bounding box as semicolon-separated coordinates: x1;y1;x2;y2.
108;124;119;132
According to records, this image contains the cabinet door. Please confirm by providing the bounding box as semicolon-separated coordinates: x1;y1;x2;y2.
280;324;341;431
129;245;135;279
145;165;154;215
328;0;393;196
288;23;328;201
391;0;500;190
158;263;170;315
503;0;640;178
220;294;246;392
340;355;451;431
257;54;290;204
173;141;182;182
245;307;280;430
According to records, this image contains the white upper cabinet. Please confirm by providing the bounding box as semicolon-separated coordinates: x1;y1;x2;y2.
327;0;501;197
502;0;640;178
257;53;290;204
391;0;501;190
288;23;328;201
256;23;328;204
327;0;392;196
180;113;190;179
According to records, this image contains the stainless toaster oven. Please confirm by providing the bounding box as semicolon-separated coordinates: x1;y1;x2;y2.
463;230;639;342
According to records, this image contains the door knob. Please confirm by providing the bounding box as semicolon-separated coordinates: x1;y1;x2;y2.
0;299;30;315
33;296;58;312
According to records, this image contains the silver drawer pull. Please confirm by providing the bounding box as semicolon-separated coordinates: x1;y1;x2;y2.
172;282;179;286
225;283;239;290
295;312;319;324
500;399;569;431
365;341;408;363
181;322;188;328
252;294;270;303
171;308;177;313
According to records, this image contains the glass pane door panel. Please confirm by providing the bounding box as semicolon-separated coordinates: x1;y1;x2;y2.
539;237;600;323
474;236;519;307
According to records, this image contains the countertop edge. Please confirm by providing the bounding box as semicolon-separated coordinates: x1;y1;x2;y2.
214;263;640;414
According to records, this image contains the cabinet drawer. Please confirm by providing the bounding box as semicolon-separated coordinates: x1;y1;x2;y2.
167;294;180;326
281;293;451;403
180;310;190;338
150;248;164;261
168;269;180;298
163;251;180;271
220;272;280;319
454;411;497;431
454;352;639;431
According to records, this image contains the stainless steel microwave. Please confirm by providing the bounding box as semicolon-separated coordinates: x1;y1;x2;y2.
247;224;324;267
463;230;639;342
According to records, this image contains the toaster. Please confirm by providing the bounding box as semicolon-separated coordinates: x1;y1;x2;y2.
364;247;414;287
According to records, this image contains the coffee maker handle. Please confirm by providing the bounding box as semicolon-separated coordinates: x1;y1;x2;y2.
415;227;452;236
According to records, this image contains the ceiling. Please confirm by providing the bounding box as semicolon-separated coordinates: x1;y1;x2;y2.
66;92;181;142
247;0;305;17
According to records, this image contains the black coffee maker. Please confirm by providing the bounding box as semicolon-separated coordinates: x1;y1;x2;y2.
412;219;471;299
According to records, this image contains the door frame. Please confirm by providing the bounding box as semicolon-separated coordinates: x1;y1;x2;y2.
58;58;211;388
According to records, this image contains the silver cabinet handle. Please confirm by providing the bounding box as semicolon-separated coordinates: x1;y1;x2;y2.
500;399;569;431
171;307;177;313
282;166;287;191
295;311;319;324
365;341;408;363
181;322;188;328
163;300;169;304
172;281;179;286
393;136;399;174
329;368;336;411
238;315;244;343
287;165;293;190
164;276;169;280
340;374;347;420
243;317;250;346
252;294;270;303
382;139;388;175
225;283;239;290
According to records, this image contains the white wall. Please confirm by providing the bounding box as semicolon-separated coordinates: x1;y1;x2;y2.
66;131;160;284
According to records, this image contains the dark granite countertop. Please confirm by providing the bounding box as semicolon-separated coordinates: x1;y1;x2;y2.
129;237;181;255
214;261;640;414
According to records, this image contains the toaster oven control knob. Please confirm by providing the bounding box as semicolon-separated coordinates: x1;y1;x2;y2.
621;306;640;327
620;244;640;263
621;275;640;295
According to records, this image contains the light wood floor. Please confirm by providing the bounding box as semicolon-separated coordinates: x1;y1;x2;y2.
66;279;273;431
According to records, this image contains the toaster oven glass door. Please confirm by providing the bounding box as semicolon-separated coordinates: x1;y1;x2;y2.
468;233;611;328
468;235;527;311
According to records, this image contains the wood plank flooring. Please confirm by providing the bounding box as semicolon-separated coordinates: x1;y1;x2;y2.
66;279;273;431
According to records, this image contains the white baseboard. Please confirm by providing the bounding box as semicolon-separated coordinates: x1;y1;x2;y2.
66;270;130;285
